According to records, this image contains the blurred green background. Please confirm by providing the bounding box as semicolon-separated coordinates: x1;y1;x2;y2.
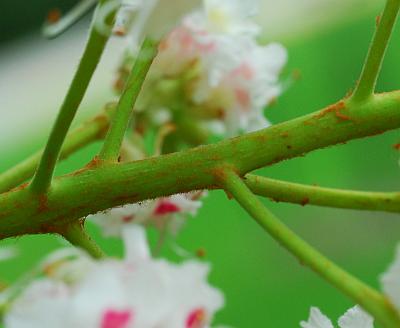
1;0;400;327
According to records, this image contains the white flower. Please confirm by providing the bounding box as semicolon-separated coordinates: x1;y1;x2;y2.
300;306;374;328
191;40;287;135
185;0;260;37
5;225;225;328
89;193;203;237
155;28;286;136
380;244;400;311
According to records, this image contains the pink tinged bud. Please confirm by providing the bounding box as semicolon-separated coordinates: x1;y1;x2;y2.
186;308;207;328
101;309;132;328
154;200;181;216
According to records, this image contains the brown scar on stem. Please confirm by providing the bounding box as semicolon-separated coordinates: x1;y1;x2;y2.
313;101;352;121
393;143;400;150
300;197;310;206
38;194;49;213
71;156;104;176
376;15;381;27
46;8;61;24
196;248;207;258
280;132;289;138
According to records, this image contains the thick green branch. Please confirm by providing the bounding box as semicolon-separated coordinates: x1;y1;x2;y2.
0;109;113;194
30;0;119;193
219;170;400;328
0;92;400;238
99;38;158;162
245;174;400;213
351;0;400;102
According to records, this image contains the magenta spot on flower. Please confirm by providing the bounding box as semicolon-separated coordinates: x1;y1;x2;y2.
122;215;135;223
186;308;206;328
154;201;180;216
101;309;132;328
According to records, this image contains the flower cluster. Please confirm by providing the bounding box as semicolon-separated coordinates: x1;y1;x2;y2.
4;225;225;328
301;245;400;327
89;192;204;237
112;0;287;137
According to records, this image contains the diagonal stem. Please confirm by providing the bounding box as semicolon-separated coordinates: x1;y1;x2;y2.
218;169;400;328
99;38;158;162
30;0;119;194
245;174;400;213
0;107;114;194
351;0;400;102
2;92;400;239
62;221;105;259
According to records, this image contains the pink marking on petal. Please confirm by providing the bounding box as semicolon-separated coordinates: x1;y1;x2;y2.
233;63;254;80
177;28;195;50
235;88;251;110
197;41;216;53
154;200;180;216
186;308;207;328
122;215;135;223
101;309;132;328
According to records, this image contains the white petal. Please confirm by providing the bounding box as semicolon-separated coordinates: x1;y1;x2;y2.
122;224;151;261
380;244;400;311
300;307;334;328
338;305;374;328
5;279;70;328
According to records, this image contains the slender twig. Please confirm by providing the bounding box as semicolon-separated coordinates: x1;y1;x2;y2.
62;222;105;259
245;174;400;213
351;0;400;102
42;0;98;39
30;0;119;194
218;170;400;328
99;38;158;162
1;92;400;238
0;107;114;194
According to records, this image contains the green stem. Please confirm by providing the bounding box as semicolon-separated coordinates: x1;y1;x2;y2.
245;174;400;213
30;0;119;194
99;38;158;162
0;108;114;194
219;170;400;328
62;222;105;259
1;92;400;238
351;0;400;102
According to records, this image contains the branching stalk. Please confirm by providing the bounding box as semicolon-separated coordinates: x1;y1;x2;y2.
0;108;114;194
219;170;400;328
1;92;400;239
30;0;119;194
245;174;400;213
351;0;400;102
62;222;105;259
99;38;158;162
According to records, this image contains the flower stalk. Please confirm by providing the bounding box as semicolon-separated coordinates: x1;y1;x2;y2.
245;174;400;213
99;38;158;162
218;170;400;328
29;0;120;194
351;0;400;102
0;107;114;194
62;222;105;259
